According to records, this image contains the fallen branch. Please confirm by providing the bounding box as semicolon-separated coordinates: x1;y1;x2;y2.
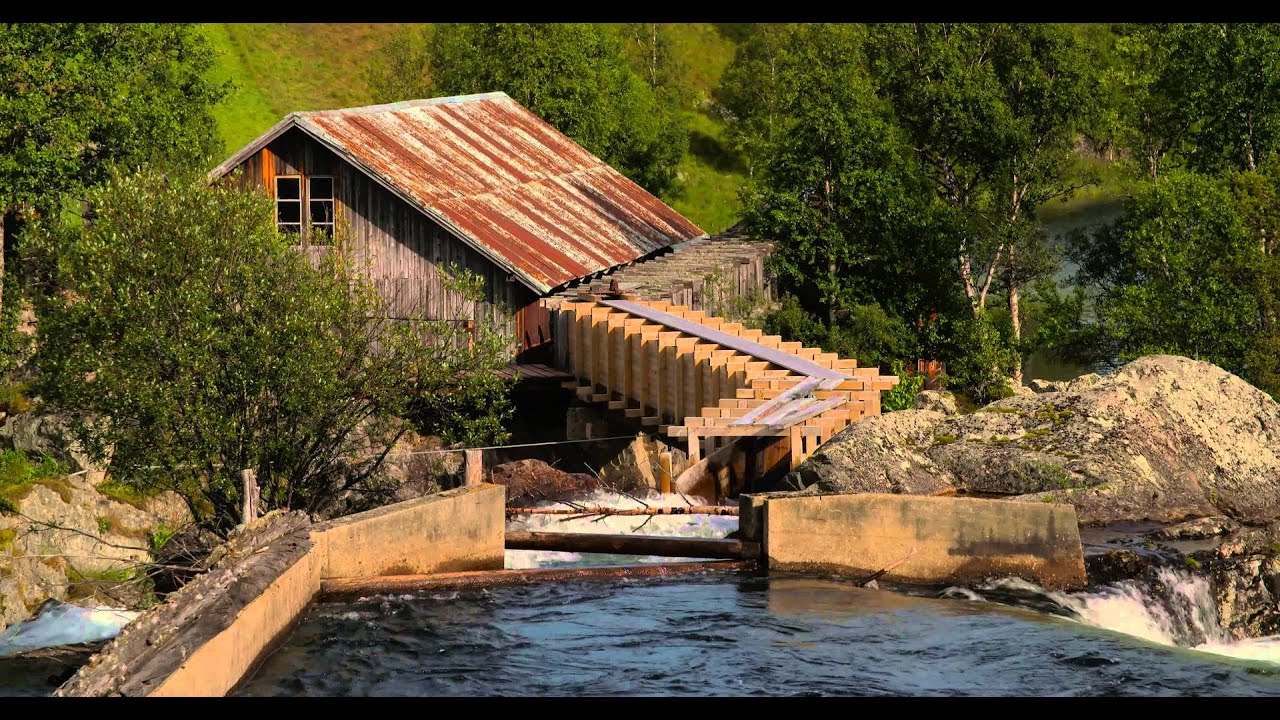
855;547;918;587
506;506;737;517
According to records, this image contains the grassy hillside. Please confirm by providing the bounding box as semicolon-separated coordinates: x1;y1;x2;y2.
198;23;747;233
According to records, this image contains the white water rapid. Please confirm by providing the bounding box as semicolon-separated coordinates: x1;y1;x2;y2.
503;489;738;569
966;568;1280;664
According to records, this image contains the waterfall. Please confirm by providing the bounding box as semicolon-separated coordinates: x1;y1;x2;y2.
960;568;1280;664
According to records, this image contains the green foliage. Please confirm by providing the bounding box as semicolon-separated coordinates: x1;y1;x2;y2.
95;480;152;511
0;449;68;514
866;23;1100;337
761;295;914;373
149;523;176;553
0;527;14;552
25;169;514;535
0;382;31;415
0;24;228;211
932;434;957;446
882;360;924;412
943;312;1022;404
369;23;687;199
1069;171;1264;376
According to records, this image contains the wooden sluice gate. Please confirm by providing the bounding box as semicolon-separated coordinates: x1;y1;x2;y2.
543;293;899;476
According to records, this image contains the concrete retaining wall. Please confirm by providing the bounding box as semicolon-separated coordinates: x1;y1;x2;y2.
763;493;1087;589
148;548;320;697
60;484;507;697
311;484;505;579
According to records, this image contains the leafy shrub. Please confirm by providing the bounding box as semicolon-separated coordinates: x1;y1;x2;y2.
881;360;924;412
944;312;1021;405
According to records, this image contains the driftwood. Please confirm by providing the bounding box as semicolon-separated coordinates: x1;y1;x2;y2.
321;560;755;599
505;505;737;517
505;530;759;560
854;547;919;587
55;511;313;697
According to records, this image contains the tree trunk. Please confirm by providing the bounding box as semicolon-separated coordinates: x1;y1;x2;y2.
1009;267;1023;384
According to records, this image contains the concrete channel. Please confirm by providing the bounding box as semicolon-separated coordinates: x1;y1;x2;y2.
54;484;1086;696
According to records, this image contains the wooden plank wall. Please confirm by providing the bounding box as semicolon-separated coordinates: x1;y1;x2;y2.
225;128;537;339
550;296;898;473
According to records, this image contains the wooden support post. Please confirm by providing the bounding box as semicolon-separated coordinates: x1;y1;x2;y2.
465;448;484;486
688;429;701;465
659;451;673;494
241;469;259;526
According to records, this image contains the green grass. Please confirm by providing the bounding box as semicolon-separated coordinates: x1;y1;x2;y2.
0;450;71;512
673;108;747;233
95;480;157;512
664;23;740;101
200;23;407;154
201;24;279;155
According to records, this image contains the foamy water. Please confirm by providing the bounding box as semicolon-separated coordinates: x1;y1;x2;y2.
503;489;739;569
968;568;1280;664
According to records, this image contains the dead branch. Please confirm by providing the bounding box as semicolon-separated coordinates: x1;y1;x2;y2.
507;506;737;517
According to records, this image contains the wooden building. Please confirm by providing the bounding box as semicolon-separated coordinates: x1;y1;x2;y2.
209;92;706;358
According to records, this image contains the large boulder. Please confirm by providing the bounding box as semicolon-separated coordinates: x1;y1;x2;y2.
794;355;1280;526
914;390;958;415
795;410;955;496
1;472;192;630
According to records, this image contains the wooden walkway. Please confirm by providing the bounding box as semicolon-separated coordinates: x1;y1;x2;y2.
544;293;897;472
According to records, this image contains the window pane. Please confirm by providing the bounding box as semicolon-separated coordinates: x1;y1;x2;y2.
276;176;301;200
309;200;334;225
279;223;302;235
277;201;301;224
308;176;333;200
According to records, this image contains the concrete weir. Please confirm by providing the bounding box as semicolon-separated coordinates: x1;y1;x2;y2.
55;485;1086;696
759;493;1087;590
56;484;505;697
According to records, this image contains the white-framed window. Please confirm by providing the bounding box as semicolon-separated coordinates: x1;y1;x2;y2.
307;176;335;243
274;175;302;235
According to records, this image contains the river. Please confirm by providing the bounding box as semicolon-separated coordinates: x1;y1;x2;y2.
225;491;1280;697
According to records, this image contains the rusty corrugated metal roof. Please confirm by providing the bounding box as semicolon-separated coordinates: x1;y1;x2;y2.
211;92;706;294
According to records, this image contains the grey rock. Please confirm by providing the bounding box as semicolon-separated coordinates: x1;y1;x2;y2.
795;410;955;496
794;355;1280;526
1067;373;1104;391
913;390;958;416
1148;516;1241;541
1028;378;1069;394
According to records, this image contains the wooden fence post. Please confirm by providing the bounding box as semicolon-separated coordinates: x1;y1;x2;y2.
464;449;484;486
241;469;259;525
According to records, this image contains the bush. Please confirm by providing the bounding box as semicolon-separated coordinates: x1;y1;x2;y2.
762;295;912;371
881;360;924;412
944;312;1021;405
25;170;514;535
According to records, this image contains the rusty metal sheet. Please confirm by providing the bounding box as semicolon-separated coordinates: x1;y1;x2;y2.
213;93;705;294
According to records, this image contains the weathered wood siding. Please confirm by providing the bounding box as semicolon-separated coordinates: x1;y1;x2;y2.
225;128;537;338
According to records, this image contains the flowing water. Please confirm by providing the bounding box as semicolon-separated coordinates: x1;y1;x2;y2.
230;491;1280;697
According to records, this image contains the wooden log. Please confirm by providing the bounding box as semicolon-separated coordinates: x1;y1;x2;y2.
319;561;755;600
505;531;758;560
464;448;484;486
505;505;737;517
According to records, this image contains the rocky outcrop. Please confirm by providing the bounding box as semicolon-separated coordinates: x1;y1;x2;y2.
1028;379;1068;394
1;471;191;631
797;355;1280;526
914;390;958;416
794;410;954;496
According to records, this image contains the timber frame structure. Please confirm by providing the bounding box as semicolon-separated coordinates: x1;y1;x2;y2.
545;292;899;475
